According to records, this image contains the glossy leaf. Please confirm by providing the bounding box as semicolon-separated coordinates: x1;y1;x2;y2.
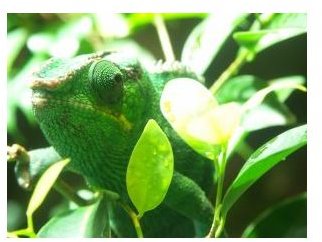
38;198;108;238
269;76;306;102
126;119;174;217
215;75;267;104
241;78;306;132
243;77;306;111
161;78;242;160
215;75;298;132
26;159;70;217
127;13;206;32
181;13;247;75
263;13;307;30
243;193;306;238
222;125;307;217
234;13;306;54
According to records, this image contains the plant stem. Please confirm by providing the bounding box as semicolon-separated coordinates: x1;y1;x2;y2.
153;14;175;62
210;13;278;95
207;147;227;238
210;49;249;94
120;202;144;238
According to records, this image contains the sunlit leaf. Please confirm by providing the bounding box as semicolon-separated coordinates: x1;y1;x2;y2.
126;119;174;217
263;13;307;30
38;198;108;238
215;75;303;132
234;28;306;54
127;13;206;32
241;104;295;132
242;193;306;238
94;13;129;38
215;75;266;104
222;125;307;218
27;33;55;54
268;76;306;102
234;13;306;54
243;78;306;111
181;13;247;75
161;78;241;160
27;159;70;217
50;16;93;57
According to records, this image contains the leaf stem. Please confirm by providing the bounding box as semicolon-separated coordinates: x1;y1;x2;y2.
210;49;249;94
207;147;227;238
8;214;36;238
153;14;176;62
120;202;144;238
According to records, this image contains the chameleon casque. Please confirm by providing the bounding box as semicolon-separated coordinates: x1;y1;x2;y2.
16;51;215;237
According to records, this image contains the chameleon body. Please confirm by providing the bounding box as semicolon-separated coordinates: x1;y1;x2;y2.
28;51;214;237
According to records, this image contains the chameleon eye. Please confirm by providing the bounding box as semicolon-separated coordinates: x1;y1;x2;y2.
88;60;124;104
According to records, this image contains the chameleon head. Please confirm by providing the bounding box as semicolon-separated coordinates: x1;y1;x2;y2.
30;52;152;174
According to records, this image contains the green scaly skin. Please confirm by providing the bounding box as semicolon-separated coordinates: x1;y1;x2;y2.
28;51;214;237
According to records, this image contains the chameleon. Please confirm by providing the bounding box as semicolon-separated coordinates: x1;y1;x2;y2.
11;51;215;237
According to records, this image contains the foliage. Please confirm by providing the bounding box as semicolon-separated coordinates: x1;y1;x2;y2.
126;119;174;217
7;13;306;238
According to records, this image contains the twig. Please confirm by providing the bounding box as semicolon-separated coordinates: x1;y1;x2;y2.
153;14;175;62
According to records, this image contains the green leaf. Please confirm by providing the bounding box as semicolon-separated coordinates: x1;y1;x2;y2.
263;13;307;30
222;125;307;217
126;119;174;217
7;55;47;136
224;75;305;157
242;193;306;238
218;75;305;159
215;75;298;132
234;13;306;54
127;13;206;33
37;198;108;238
26;159;70;217
27;16;93;57
215;75;267;104
234;28;306;54
241;79;306;132
94;13;129;38
269;76;306;102
49;16;93;57
7;28;28;74
161;78;242;160
243;77;306;113
181;13;247;75
27;32;56;55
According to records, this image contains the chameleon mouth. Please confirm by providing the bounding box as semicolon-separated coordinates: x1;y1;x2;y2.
31;93;133;131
